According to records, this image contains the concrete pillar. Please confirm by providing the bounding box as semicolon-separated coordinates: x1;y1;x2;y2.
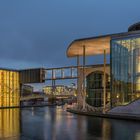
103;50;106;113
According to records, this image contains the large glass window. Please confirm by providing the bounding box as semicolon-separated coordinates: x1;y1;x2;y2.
86;72;110;107
111;35;140;106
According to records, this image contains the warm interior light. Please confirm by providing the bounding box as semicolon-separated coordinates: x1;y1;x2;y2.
116;95;119;98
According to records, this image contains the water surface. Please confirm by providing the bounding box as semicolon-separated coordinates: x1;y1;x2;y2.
0;107;140;140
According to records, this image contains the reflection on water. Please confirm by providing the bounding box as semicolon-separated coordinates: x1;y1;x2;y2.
0;107;140;140
87;117;112;140
0;108;20;139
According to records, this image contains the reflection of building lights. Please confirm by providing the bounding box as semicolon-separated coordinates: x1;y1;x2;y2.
32;110;34;116
136;94;140;98
0;109;20;137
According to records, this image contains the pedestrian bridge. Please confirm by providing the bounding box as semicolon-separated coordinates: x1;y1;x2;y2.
20;95;44;101
20;94;75;101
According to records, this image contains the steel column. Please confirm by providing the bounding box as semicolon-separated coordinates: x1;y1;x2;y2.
103;50;106;113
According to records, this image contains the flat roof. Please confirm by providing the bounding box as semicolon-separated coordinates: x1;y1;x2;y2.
0;67;18;72
0;67;45;72
66;30;140;57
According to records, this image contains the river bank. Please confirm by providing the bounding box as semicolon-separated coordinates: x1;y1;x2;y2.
67;108;140;121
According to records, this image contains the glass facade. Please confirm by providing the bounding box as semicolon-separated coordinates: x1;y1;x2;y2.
86;72;110;107
111;35;140;106
0;70;20;107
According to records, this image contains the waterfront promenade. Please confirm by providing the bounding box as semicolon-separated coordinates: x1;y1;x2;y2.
1;106;140;140
67;108;140;121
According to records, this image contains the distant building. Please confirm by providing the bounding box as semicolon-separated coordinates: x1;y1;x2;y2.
32;91;45;95
21;85;33;96
43;85;65;95
43;85;76;96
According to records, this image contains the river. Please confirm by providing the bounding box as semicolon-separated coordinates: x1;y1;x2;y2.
0;107;140;140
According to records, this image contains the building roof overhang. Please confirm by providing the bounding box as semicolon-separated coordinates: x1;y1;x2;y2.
66;30;140;58
67;36;111;57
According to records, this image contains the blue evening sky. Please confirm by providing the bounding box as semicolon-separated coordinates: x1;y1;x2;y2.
0;0;140;89
0;0;139;69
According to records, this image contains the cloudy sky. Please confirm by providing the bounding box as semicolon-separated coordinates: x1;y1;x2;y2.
0;0;140;70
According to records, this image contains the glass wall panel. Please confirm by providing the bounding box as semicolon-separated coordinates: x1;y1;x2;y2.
0;70;20;107
86;72;110;107
111;35;140;106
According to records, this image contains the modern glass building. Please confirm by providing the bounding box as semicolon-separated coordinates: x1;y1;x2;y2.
66;22;140;107
0;69;20;107
0;68;45;108
111;33;140;106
